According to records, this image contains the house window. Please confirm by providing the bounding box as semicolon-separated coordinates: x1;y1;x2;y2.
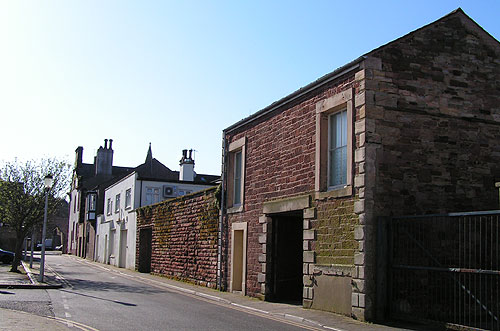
115;194;120;213
233;151;242;205
227;137;246;212
88;193;97;212
145;187;160;205
328;110;348;188
107;198;112;216
315;88;353;194
125;188;132;209
86;192;97;221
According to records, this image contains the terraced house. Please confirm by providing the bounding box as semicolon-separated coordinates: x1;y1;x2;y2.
220;8;500;322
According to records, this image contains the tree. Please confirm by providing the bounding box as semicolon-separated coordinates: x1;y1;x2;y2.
0;158;71;272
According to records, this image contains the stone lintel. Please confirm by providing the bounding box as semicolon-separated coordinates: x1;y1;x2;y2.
263;195;310;214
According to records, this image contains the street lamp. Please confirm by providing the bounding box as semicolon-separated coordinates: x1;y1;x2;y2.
38;174;53;282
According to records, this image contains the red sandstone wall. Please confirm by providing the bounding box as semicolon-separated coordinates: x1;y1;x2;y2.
366;13;500;217
225;75;359;298
136;187;219;288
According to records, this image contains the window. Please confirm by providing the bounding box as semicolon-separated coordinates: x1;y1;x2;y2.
125;188;132;209
107;198;112;216
145;187;160;205
233;151;242;205
315;89;353;194
86;192;97;221
328;110;348;188
88;193;97;212
115;194;120;213
227;137;246;212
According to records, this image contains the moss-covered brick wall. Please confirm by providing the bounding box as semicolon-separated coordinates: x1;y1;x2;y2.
314;197;358;265
136;186;219;288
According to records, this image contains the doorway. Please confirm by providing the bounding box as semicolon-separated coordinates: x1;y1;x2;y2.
104;235;108;264
230;222;247;293
270;211;303;303
138;228;152;273
119;229;127;268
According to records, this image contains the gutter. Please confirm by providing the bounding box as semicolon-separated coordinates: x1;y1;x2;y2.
224;57;364;134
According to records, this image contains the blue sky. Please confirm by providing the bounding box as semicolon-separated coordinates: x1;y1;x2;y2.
0;1;498;175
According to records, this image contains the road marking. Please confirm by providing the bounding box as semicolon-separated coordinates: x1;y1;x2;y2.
65;311;72;318
51;316;100;331
230;303;270;315
46;264;73;289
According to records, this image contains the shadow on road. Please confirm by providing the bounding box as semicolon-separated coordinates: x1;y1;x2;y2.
60;289;137;306
65;278;166;295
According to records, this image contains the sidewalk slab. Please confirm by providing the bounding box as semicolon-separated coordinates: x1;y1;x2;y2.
0;259;63;289
0;308;76;331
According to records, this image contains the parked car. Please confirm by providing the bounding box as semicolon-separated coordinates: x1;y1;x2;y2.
0;248;15;264
36;239;53;251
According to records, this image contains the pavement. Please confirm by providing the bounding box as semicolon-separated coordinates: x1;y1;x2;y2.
0;253;412;331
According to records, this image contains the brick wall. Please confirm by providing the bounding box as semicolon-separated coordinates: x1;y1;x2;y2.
136;187;219;288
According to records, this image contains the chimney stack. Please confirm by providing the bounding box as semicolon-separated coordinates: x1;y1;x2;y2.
95;138;114;176
179;149;195;181
75;146;83;168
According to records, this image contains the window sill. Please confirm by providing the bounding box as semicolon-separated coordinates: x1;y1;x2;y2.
227;205;243;214
315;185;352;200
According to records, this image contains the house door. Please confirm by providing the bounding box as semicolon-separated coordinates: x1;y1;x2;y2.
109;230;115;265
270;212;303;303
104;235;108;264
119;229;127;268
230;222;247;293
138;228;152;273
95;235;99;262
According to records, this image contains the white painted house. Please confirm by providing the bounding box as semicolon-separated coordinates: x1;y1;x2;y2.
95;146;218;270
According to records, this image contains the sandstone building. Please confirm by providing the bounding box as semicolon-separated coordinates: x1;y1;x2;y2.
220;8;500;321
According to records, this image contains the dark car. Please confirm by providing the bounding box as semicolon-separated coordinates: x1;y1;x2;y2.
0;248;15;264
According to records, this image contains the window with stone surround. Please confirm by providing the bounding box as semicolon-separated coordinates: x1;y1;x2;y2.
227;137;246;213
328;110;348;187
315;88;353;194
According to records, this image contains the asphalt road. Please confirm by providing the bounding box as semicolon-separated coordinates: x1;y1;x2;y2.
6;255;314;331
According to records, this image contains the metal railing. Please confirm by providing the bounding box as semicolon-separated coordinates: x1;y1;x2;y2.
387;211;500;330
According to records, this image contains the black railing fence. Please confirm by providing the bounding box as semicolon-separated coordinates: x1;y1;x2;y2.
384;211;500;330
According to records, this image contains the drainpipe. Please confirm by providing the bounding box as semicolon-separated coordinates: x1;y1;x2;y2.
496;182;500;208
217;131;227;291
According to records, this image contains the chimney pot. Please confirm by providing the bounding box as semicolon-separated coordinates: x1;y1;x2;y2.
104;139;108;149
109;139;113;150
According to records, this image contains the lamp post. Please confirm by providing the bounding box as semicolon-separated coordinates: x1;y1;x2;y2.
38;174;53;282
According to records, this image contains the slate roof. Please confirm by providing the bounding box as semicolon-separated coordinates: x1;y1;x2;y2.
76;144;219;193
